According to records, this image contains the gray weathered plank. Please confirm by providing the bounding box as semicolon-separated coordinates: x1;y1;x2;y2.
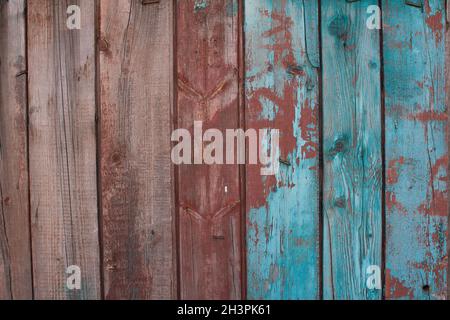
0;0;33;300
99;0;176;299
28;0;101;299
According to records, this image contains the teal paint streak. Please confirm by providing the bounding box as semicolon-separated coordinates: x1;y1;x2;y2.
194;0;208;12
245;0;320;299
383;0;448;300
321;0;382;299
304;0;320;68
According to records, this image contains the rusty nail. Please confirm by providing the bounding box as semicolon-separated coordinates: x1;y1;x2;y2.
286;65;304;76
142;0;159;4
279;157;291;166
15;70;27;77
405;0;423;9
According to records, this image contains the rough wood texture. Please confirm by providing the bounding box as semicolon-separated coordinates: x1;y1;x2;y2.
321;0;382;299
0;0;32;300
176;0;242;299
28;0;101;299
99;0;176;299
383;0;448;300
446;0;450;301
245;0;320;299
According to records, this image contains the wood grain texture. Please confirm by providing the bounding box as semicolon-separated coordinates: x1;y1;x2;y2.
99;0;176;299
0;0;32;300
446;0;450;301
245;0;320;299
28;0;101;299
321;0;382;300
383;0;448;300
176;0;242;299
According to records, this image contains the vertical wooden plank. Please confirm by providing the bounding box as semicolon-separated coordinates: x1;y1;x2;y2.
0;0;33;300
321;0;382;299
383;0;448;300
446;0;450;301
245;0;321;299
28;0;100;299
176;0;242;299
100;0;176;299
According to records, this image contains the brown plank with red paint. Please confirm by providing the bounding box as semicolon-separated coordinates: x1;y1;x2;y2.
176;0;242;299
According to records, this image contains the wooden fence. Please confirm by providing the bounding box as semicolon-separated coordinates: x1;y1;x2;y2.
0;0;449;300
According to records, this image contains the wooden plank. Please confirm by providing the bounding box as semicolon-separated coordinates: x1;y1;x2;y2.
0;0;32;300
383;0;448;300
321;0;382;299
176;0;242;299
28;0;101;299
245;0;321;299
99;0;176;299
446;0;450;301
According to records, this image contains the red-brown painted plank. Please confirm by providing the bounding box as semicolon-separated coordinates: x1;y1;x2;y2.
176;0;242;299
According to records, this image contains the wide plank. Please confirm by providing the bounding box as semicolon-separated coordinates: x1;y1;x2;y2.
28;0;101;299
321;0;382;299
0;0;32;300
99;0;176;299
383;0;448;300
245;0;321;299
176;0;242;299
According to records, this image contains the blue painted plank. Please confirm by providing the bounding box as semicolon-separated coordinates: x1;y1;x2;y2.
321;0;383;299
245;0;320;299
383;0;448;300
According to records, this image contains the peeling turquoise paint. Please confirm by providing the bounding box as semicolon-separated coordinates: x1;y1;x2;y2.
321;0;382;300
383;0;448;300
246;0;320;300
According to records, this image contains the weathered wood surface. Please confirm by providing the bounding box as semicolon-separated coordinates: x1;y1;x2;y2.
1;0;450;301
446;0;450;301
176;0;242;299
27;0;101;299
99;0;176;299
321;0;382;299
0;0;32;300
383;0;448;300
245;0;320;299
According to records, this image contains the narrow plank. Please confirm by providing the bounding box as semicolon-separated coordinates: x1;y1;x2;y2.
0;0;32;300
100;0;176;299
245;0;321;299
28;0;101;299
446;0;450;301
321;0;382;299
176;0;242;299
383;0;448;300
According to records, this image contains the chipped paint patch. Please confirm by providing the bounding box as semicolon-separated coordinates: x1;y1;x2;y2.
194;0;208;12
